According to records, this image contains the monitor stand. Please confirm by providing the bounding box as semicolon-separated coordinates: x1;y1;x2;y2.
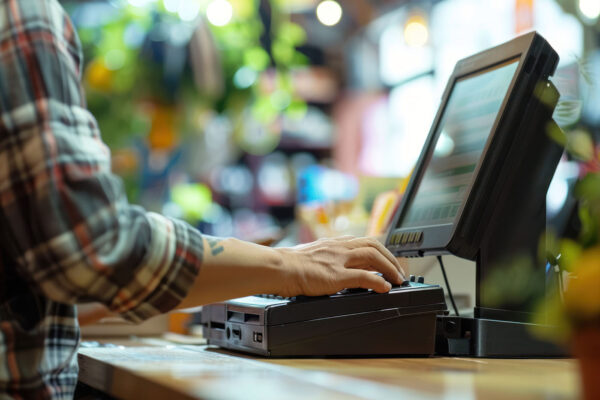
435;207;567;357
436;99;568;357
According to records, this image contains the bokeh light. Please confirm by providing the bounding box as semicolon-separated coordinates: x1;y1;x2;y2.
163;0;179;13
233;66;258;89
128;0;156;8
178;1;201;21
207;0;233;26
316;0;342;27
579;0;600;21
404;15;428;47
104;49;126;71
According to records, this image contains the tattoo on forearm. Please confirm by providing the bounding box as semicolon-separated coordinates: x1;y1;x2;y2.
206;236;225;256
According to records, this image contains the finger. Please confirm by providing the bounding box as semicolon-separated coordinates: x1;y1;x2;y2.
396;257;409;278
330;235;357;242
352;237;405;280
340;269;391;293
345;248;403;284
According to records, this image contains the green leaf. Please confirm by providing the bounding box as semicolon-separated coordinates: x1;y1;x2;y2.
539;229;559;266
252;96;278;123
270;90;291;110
566;129;594;161
546;121;566;147
575;173;600;202
577;204;599;247
243;47;271;71
558;239;583;272
277;22;306;46
285;99;308;119
272;40;295;65
530;294;571;344
292;52;309;66
535;81;557;107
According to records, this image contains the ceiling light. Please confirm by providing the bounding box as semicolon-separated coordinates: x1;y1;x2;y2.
404;15;428;47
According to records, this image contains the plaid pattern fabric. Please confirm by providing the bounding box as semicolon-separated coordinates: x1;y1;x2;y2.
0;0;203;398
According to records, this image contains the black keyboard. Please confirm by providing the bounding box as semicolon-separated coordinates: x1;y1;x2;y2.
253;280;413;303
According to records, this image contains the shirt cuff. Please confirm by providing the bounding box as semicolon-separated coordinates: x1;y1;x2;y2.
119;212;203;323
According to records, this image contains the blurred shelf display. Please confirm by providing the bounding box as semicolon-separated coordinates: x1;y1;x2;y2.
61;0;598;243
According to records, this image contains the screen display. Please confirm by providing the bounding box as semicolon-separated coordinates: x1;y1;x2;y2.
398;59;519;229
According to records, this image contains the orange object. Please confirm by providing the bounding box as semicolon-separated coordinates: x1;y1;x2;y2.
572;327;600;400
367;190;402;237
515;0;534;34
148;105;178;150
168;312;192;335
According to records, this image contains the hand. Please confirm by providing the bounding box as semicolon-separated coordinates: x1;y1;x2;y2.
176;235;407;309
275;236;407;297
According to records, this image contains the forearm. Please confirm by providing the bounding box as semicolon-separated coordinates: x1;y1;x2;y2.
176;237;285;309
176;235;407;310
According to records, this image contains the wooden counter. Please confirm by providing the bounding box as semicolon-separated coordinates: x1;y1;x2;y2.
78;338;580;400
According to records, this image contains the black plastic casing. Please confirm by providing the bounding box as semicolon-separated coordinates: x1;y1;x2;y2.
202;283;447;357
386;31;559;260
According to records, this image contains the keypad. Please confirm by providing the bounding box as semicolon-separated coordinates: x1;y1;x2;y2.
390;231;423;246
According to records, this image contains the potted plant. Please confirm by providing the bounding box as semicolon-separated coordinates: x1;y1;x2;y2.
480;56;599;398
541;142;600;400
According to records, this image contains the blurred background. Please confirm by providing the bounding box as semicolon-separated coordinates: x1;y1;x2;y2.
66;0;600;335
62;0;599;243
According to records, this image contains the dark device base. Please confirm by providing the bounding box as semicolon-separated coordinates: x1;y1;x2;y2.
202;283;447;357
263;309;439;357
435;316;567;357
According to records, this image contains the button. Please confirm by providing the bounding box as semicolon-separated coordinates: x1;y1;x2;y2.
417;276;425;284
401;233;409;244
393;233;401;245
408;232;415;243
409;275;416;282
416;232;423;242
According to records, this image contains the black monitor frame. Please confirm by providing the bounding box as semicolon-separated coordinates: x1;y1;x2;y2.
386;31;558;260
385;32;566;357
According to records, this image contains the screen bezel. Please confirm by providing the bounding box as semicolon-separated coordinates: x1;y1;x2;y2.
387;32;547;257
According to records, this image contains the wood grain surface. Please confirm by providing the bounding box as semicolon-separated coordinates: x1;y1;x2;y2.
78;338;580;400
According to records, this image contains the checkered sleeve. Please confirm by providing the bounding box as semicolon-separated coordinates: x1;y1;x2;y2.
0;0;203;322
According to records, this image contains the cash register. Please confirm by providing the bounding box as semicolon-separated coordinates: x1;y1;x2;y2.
202;31;563;357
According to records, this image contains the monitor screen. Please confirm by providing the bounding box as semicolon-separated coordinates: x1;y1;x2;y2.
397;59;519;231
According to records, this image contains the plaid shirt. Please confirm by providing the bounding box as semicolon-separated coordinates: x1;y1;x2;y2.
0;0;204;398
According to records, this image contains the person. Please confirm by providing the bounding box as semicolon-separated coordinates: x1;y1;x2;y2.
0;0;405;399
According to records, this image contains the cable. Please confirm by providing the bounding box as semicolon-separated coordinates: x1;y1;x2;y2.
437;255;459;316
